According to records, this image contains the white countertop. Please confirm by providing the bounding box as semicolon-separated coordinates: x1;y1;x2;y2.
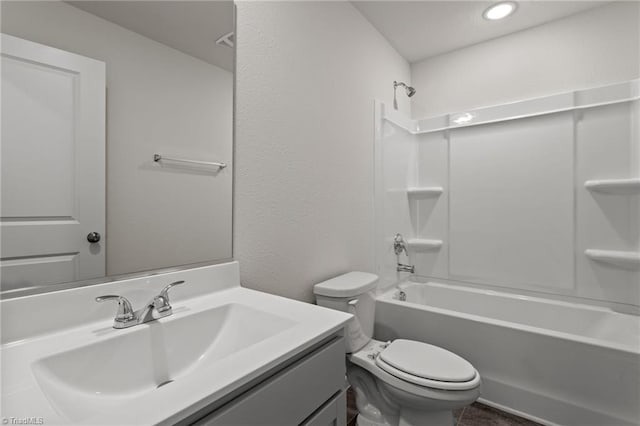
1;262;351;425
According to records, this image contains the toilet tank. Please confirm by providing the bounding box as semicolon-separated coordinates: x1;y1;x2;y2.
314;272;378;353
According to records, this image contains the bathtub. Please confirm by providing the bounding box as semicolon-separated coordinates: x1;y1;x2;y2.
374;280;640;426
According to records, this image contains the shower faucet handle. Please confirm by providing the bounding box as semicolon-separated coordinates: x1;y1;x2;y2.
393;233;408;256
394;234;415;273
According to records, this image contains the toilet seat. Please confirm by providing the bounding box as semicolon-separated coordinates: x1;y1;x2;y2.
349;338;481;412
375;339;479;391
375;358;479;391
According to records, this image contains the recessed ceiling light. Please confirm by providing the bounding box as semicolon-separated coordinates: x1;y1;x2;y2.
483;2;517;20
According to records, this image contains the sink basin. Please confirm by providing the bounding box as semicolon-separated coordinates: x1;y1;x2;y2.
2;262;352;425
31;303;296;422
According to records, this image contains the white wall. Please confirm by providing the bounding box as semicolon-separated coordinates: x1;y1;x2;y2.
1;1;233;276
411;2;640;118
235;1;411;302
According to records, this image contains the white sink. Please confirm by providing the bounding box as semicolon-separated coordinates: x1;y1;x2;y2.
31;303;296;422
1;262;351;425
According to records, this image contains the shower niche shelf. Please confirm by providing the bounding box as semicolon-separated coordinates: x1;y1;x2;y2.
585;249;640;268
584;178;640;194
407;239;443;251
406;187;444;198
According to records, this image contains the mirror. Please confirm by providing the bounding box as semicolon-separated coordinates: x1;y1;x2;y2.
1;1;234;297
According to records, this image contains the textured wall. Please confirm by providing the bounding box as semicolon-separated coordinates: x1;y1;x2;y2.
234;1;411;302
411;2;640;118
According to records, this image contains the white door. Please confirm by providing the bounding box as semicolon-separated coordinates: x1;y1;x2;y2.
1;34;106;292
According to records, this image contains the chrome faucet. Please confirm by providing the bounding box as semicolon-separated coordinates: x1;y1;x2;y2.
393;233;408;256
96;280;185;329
396;263;415;273
393;233;415;274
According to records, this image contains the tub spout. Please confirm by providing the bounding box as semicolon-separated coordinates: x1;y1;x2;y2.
397;263;414;273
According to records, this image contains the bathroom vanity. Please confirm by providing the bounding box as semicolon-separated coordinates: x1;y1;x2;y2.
0;262;351;425
193;336;347;426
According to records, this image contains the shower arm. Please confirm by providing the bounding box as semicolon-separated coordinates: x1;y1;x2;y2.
393;81;404;110
393;81;414;110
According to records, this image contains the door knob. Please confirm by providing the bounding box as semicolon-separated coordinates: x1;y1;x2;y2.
87;232;101;243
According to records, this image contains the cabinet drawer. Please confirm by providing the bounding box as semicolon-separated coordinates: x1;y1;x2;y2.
301;389;347;426
196;337;346;425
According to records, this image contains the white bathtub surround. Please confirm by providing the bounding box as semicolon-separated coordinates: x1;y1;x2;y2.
584;250;640;269
406;187;443;198
375;281;640;426
0;262;351;424
403;79;639;135
375;79;640;310
584;178;640;194
405;239;443;252
375;76;639;424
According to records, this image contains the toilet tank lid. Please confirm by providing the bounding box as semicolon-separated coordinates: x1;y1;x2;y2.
314;272;379;298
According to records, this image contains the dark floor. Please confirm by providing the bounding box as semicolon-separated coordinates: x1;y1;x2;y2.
347;387;358;426
347;388;541;426
454;403;541;426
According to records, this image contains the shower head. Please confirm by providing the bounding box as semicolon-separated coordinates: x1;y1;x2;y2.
393;81;416;109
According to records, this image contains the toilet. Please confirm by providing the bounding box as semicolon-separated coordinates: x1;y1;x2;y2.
314;272;480;426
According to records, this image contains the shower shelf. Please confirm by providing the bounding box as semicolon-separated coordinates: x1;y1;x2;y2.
585;250;640;268
407;239;443;251
584;178;640;194
407;187;443;198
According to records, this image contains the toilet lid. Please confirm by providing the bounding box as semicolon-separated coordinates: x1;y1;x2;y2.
377;339;476;383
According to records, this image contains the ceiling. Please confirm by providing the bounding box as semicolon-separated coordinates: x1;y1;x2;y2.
68;1;234;72
353;1;610;63
68;1;610;72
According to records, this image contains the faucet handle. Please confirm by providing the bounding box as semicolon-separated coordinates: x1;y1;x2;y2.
155;280;185;313
95;295;135;323
393;233;407;256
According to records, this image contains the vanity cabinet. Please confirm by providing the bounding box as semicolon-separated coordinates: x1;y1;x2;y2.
192;336;347;426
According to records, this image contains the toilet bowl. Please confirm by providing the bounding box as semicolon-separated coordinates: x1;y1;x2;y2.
314;272;480;426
